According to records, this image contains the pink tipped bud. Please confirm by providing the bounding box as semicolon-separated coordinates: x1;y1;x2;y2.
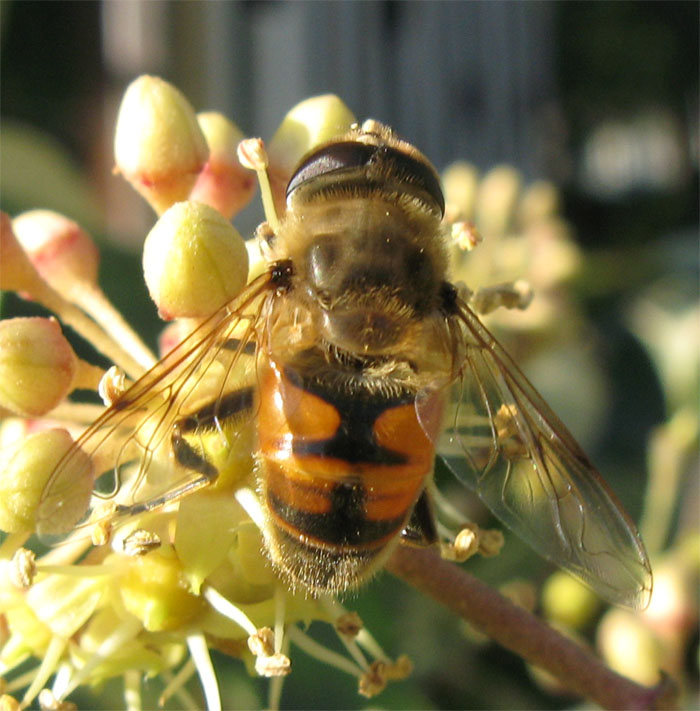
114;75;209;215
12;210;99;298
189;112;257;219
0;212;47;294
142;201;248;320
0;318;77;417
267;95;356;213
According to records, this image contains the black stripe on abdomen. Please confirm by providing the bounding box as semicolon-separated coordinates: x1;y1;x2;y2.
267;480;404;547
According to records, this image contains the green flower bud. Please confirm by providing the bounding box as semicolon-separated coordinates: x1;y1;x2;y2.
0;429;92;534
541;570;601;630
114;75;208;215
142;201;248;319
0;318;77;417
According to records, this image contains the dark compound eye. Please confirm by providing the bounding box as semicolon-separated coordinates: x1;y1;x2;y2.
286;142;375;196
286;140;445;217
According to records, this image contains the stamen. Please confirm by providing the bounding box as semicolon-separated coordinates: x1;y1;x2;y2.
320;598;369;670
5;667;42;694
355;628;390;664
432;485;470;526
201;584;257;636
59;617;142;699
98;366;128;407
21;636;65;706
123;669;141;711
41;401;108;426
234;487;266;530
286;626;363;678
38;687;76;710
158;661;197;709
9;548;36;589
237;138;280;232
451;221;482;251
186;633;222;711
68;285;157;371
0;532;30;560
49;663;72;703
274;585;285;655
266;634;290;711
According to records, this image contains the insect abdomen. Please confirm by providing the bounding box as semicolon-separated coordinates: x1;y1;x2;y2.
257;354;436;592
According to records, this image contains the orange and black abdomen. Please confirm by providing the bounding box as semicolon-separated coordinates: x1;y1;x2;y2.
257;353;437;592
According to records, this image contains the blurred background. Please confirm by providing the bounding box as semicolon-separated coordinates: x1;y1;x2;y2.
1;2;698;710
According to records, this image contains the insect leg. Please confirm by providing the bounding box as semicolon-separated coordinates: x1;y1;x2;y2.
115;386;256;518
400;489;439;546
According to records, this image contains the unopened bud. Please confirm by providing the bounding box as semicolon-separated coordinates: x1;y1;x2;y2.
142;201;248;319
114;75;208;215
12;210;99;297
0;318;77;417
518;180;560;226
189;112;256;219
0;212;48;294
542;570;601;630
0;429;92;534
442;162;479;222
267;95;356;213
597;608;662;686
476;165;522;237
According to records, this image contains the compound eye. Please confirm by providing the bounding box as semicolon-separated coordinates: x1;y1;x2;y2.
286;139;445;217
286;142;374;197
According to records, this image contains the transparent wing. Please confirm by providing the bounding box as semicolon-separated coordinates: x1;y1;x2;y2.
420;297;652;608
37;270;276;540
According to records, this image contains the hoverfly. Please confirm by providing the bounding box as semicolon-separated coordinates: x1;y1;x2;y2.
38;120;652;608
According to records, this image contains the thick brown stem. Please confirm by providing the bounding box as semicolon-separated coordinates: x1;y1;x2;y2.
386;546;675;710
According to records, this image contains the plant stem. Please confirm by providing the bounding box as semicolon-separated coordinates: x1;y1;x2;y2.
386;545;675;710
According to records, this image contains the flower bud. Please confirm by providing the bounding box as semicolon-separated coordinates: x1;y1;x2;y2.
142;201;248;319
12;210;99;297
541;570;601;630
476;165;522;237
0;429;92;534
442;161;479;222
267;95;356;213
114;75;208;215
517;180;560;226
597;608;662;685
0;318;77;417
0;212;47;294
189;112;256;219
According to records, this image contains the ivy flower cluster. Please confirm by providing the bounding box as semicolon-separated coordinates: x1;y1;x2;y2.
0;77;416;711
1;74;688;711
